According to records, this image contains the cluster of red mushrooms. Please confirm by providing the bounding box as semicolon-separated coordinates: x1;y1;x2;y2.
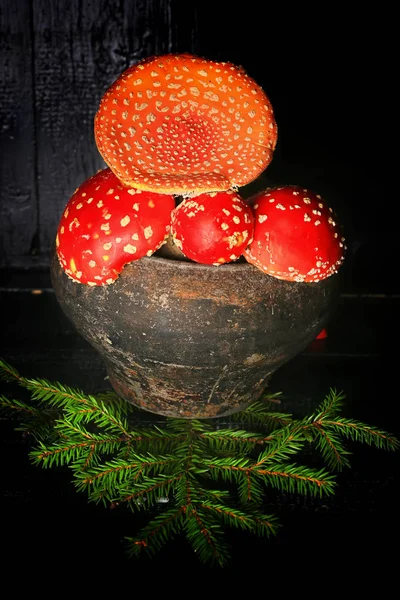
56;54;346;286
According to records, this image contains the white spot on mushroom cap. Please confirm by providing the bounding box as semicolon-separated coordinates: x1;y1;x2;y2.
69;218;80;231
144;226;153;239
120;215;131;227
123;244;137;254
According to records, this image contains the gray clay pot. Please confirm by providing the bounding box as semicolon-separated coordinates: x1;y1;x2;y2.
51;251;340;418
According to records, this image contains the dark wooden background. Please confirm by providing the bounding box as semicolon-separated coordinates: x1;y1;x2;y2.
0;0;395;291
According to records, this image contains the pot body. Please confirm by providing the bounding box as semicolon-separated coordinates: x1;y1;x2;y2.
51;253;340;418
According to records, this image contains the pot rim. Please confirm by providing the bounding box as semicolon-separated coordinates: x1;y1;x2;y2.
51;244;343;288
121;255;341;286
137;254;257;273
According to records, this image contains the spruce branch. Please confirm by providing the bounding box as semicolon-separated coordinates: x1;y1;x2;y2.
294;388;400;471
257;463;336;497
1;358;398;567
201;501;279;536
80;454;180;491
311;426;352;471
184;506;230;567
253;426;305;463
321;418;400;452
0;394;60;442
236;469;265;504
230;393;292;431
30;431;130;468
0;358;21;383
0;394;39;417
126;506;186;558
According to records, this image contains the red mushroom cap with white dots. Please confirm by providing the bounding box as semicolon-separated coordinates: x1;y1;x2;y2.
56;168;175;285
170;190;254;265
94;53;277;195
243;185;346;282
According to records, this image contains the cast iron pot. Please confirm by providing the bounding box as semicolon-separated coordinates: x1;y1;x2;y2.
51;251;340;419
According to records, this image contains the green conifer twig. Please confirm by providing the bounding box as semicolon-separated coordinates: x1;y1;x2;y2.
0;357;398;566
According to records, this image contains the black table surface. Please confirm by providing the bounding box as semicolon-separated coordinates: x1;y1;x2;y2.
1;268;399;585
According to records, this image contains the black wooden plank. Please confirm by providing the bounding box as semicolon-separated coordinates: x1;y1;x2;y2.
0;0;37;264
32;0;198;259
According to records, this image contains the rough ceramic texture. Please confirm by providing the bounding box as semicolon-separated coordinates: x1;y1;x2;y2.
51;252;340;418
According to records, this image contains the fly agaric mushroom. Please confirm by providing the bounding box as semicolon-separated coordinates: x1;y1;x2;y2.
244;185;346;282
56;168;175;285
94;53;277;195
170;191;254;265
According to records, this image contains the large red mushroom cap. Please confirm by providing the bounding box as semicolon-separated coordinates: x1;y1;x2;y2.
244;185;346;282
56;168;175;285
170;191;254;265
94;53;277;195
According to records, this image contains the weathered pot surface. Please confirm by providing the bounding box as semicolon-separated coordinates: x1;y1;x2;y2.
51;251;340;418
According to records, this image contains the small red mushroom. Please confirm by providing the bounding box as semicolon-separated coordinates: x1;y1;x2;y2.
243;185;346;282
94;53;277;195
56;168;175;285
170;191;254;265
